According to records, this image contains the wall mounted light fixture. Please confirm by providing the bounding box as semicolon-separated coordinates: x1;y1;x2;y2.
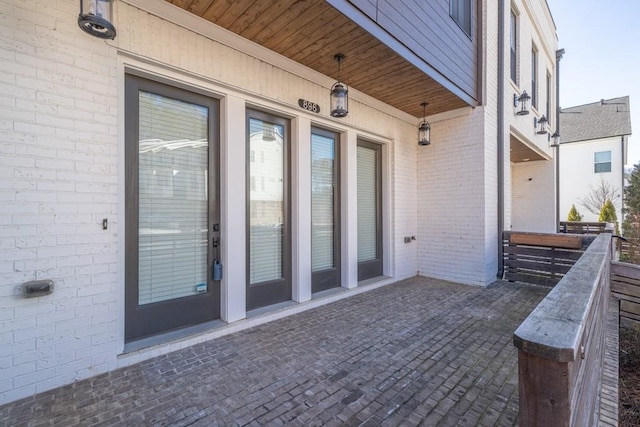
535;115;548;135
330;54;348;118
418;102;431;146
550;131;560;148
78;0;116;39
514;91;531;115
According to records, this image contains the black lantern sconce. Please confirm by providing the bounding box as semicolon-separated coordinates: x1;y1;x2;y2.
514;90;531;116
78;0;117;40
418;102;431;146
550;131;560;148
330;54;348;118
535;115;548;135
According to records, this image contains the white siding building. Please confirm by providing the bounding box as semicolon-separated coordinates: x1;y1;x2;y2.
558;97;632;223
0;0;558;405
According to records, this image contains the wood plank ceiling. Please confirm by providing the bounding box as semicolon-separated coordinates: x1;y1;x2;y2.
510;135;546;163
166;0;469;118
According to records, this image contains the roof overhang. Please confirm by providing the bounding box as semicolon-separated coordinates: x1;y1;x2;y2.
510;130;550;163
162;0;474;118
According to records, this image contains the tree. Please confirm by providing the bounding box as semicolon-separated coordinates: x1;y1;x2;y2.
578;178;619;215
598;199;619;234
622;163;640;263
567;204;583;222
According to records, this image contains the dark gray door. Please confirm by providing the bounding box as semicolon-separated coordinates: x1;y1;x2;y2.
125;74;220;342
246;110;291;310
357;140;383;281
311;127;341;293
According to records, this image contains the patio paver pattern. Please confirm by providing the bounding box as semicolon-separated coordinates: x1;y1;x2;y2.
0;277;549;426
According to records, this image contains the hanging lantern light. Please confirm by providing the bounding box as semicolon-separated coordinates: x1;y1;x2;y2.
535;115;548;134
514;90;531;115
418;102;431;146
330;54;348;118
78;0;117;40
550;131;560;147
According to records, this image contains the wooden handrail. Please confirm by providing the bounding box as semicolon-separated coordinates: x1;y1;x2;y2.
513;232;613;426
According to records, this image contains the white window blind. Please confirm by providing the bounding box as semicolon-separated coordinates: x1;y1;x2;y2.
357;145;377;262
311;133;335;272
137;91;209;305
249;118;285;284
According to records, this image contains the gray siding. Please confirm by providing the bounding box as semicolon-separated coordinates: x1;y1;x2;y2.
342;0;479;102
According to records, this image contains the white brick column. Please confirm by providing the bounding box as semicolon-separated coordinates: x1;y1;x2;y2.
292;117;312;302
342;130;358;288
221;95;246;322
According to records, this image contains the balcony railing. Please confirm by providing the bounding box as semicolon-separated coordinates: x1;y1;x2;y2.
513;230;614;426
558;221;608;234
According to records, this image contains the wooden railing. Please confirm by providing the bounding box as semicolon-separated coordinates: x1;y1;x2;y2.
611;261;640;327
513;231;613;426
503;231;594;287
619;238;640;264
558;221;608;234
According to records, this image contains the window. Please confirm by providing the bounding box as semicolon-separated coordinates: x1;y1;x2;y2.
595;151;612;173
311;127;341;293
246;109;291;310
531;46;538;109
450;0;472;37
510;10;517;83
357;140;383;281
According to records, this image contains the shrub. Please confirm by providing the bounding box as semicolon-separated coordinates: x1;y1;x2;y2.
598;199;619;234
567;204;582;222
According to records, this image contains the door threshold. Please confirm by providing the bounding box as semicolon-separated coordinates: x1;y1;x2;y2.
358;275;390;287
312;287;347;300
124;319;227;353
246;300;296;319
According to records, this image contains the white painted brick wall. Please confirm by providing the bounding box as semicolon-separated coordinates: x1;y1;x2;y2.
511;160;556;232
417;109;491;286
0;0;420;405
0;0;120;404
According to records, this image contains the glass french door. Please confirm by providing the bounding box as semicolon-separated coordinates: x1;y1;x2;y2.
357;140;383;281
311;127;340;293
246;109;291;310
125;75;220;342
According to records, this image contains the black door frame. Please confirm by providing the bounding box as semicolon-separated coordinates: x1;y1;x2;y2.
357;139;383;281
245;109;292;310
124;74;220;342
311;126;341;293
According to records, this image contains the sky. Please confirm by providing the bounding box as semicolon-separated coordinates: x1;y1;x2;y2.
546;0;640;168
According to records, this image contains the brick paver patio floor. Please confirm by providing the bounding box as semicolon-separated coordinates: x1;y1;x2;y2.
0;277;548;426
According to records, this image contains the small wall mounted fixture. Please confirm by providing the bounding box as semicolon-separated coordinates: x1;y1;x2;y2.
535;115;548;135
418;102;431;146
550;131;560;148
330;54;348;118
78;0;116;40
514;91;531;115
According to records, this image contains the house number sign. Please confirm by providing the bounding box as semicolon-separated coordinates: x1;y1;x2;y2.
298;99;321;114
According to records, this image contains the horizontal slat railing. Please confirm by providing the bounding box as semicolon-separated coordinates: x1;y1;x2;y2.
611;260;640;327
558;221;608;234
503;231;594;287
513;232;613;427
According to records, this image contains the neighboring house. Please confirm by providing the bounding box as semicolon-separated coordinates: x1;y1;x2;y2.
558;96;632;223
0;0;557;404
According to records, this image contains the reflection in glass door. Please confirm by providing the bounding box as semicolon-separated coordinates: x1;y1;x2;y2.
311;127;340;293
357;141;383;281
125;75;220;342
246;110;291;310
